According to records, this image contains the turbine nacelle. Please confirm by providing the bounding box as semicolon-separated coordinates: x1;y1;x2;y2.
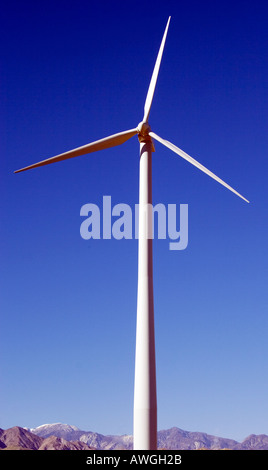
137;122;155;150
136;121;152;144
137;121;151;136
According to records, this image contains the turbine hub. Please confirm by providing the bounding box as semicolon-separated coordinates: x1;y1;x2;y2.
137;121;153;145
137;121;151;137
137;121;155;150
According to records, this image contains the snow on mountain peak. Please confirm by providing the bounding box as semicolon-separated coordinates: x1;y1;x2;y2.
30;423;81;438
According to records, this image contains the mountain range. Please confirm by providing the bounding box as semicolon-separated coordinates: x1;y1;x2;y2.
1;423;268;450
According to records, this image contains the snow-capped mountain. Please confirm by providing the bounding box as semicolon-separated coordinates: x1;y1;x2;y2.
30;423;133;450
30;423;82;441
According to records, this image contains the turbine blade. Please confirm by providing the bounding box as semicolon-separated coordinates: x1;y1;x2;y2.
149;131;249;203
143;16;171;123
14;128;138;173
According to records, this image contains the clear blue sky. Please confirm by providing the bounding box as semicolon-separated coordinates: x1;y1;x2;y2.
1;0;267;442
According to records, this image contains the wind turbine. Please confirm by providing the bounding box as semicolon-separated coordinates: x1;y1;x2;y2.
15;16;249;450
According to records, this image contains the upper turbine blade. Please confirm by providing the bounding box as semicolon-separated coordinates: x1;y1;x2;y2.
14;128;138;173
149;131;249;203
143;16;171;123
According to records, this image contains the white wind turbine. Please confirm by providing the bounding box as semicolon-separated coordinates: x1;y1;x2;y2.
15;17;249;450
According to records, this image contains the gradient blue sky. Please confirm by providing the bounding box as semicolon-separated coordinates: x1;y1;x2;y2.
1;0;268;442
